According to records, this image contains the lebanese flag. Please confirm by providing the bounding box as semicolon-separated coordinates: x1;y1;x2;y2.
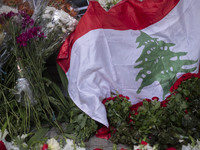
57;0;200;126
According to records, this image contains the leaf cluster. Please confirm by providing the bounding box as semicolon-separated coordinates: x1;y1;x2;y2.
0;8;70;139
105;76;200;149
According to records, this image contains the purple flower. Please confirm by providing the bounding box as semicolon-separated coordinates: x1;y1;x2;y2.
6;11;18;19
16;26;45;47
0;11;18;22
20;12;34;29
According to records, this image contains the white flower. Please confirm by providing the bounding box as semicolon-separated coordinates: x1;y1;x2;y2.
17;134;28;140
47;138;61;150
133;143;157;150
0;130;20;150
62;139;86;150
97;0;121;10
0;5;18;14
182;139;200;150
0;129;8;140
3;142;20;150
42;6;78;33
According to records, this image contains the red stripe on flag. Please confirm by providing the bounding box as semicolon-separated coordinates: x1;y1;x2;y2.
57;0;180;73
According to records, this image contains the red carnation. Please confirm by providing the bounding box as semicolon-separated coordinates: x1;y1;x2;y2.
119;94;124;97
125;96;130;100
185;97;189;101
192;73;200;78
102;99;107;104
0;141;7;150
166;147;177;150
129;119;134;123
152;97;159;101
96;126;111;140
170;72;198;92
141;140;148;145
165;95;171;100
144;98;151;102
135;111;139;115
41;144;48;150
161;100;169;107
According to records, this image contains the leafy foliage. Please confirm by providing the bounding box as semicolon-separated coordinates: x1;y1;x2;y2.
56;63;98;143
104;73;200;149
0;8;70;139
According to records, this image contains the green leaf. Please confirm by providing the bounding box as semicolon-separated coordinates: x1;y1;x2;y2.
27;128;49;146
180;102;187;109
56;63;69;94
153;101;160;111
170;115;175;122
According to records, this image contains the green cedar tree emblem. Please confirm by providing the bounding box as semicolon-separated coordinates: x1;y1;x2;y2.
134;31;198;98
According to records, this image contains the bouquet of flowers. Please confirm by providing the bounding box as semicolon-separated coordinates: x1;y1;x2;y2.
0;129;86;150
102;72;200;150
0;0;78;141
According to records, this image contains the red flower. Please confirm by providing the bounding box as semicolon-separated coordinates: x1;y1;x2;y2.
129;119;134;123
161;100;169;107
170;72;199;92
135;111;139;115
93;148;103;150
119;94;124;97
102;99;107;104
107;97;113;100
152;97;159;101
96;126;110;135
141;140;148;145
165;95;171;100
41;144;48;150
130;102;143;111
192;73;200;78
182;72;192;81
120;148;127;150
166;147;177;150
0;141;7;150
185;97;189;101
184;110;188;114
144;98;151;102
125;96;130;100
96;126;111;140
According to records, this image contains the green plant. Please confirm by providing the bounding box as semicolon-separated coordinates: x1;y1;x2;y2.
103;73;200;149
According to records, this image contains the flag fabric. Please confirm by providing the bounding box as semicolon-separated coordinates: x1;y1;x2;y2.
57;0;200;126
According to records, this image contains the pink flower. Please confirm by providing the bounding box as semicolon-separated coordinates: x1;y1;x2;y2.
141;140;148;145
16;27;45;47
0;141;7;150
